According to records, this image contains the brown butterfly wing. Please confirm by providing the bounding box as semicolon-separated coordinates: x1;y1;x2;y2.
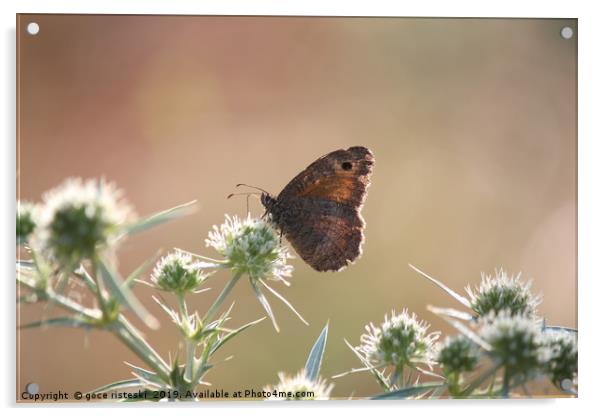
275;146;374;271
279;200;366;271
277;146;374;207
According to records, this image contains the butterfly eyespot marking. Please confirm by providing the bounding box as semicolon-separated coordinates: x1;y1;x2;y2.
341;161;353;171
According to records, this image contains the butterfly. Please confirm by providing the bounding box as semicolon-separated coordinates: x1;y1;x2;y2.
235;146;374;272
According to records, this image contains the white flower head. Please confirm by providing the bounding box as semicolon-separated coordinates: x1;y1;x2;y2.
479;311;546;379
205;214;293;283
358;309;439;369
17;201;39;243
150;251;207;294
466;269;541;317
264;370;334;400
541;330;577;388
436;335;480;376
32;177;135;267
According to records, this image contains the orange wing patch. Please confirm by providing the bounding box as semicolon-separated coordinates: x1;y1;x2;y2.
297;162;361;204
298;175;355;203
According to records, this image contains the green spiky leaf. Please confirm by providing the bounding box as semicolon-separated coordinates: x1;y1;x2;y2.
98;258;158;329
124;200;196;236
91;379;144;394
304;322;329;382
209;317;266;356
124;252;161;289
371;383;446;400
20;316;92;330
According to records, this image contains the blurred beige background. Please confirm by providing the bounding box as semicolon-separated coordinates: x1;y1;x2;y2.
16;15;576;399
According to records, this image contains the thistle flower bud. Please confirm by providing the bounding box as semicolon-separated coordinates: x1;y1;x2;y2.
466;269;540;317
357;309;439;369
436;335;480;377
205;215;292;283
17;201;38;243
31;178;134;268
479;311;545;379
150;252;207;294
541;331;577;388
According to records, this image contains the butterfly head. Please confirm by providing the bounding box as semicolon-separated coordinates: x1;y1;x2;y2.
260;192;277;213
260;192;284;225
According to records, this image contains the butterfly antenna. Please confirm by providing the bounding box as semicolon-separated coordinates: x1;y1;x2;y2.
226;191;261;199
227;192;261;216
235;183;271;195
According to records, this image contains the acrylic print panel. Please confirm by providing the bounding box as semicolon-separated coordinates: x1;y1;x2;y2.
16;14;577;402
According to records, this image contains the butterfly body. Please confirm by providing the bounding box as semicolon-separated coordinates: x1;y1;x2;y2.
261;146;374;272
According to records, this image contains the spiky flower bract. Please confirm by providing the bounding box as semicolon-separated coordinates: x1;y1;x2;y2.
205;214;292;283
466;269;540;317
436;335;480;377
150;252;207;294
479;311;546;381
17;201;38;243
541;331;577;388
358;309;439;369
264;370;334;400
31;178;134;268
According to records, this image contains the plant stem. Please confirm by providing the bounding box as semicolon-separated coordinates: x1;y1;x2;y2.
176;293;195;382
177;294;189;317
185;340;195;383
113;316;171;382
501;368;510;398
91;259;110;317
176;293;191;334
203;272;243;323
19;275;171;383
18;277;101;320
391;365;404;389
447;372;461;397
487;368;498;397
406;368;413;386
73;265;98;294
